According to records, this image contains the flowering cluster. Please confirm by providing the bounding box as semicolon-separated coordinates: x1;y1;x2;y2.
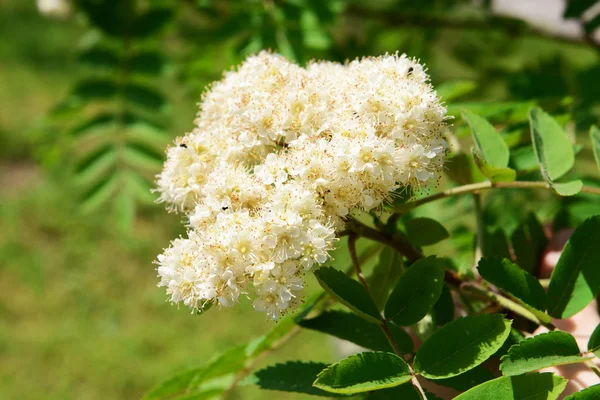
156;52;447;320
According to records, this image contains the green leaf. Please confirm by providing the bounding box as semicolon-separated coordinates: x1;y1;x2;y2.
314;267;381;324
69;113;118;137
384;256;445;326
529;107;575;182
510;212;548;274
433;284;454;326
541;167;583;196
482;228;512;260
133;8;174;38
471;149;517;183
414;314;512;379
454;373;568;400
77;0;131;36
313;352;412;394
114;189;136;231
437;80;477;102
463;110;509;168
74;144;115;175
500;331;590;376
588;322;600;358
547;215;600;318
74;148;117;186
445;153;485;185
367;246;404;310
250;361;344;397
432;365;494;392
366;383;421;399
564;0;597;18
77;46;119;71
144;368;205;400
80;173;120;213
72;79;118;102
299;310;413;354
124;83;168;113
589;125;600;172
130;51;167;76
477;258;546;312
124;141;164;169
125;171;156;205
564;384;600;399
403;218;450;246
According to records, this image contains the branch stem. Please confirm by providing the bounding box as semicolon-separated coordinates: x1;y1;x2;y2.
397;181;600;212
347;234;427;400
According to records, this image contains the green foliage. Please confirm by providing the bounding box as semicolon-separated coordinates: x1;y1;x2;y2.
367;246;404;310
298;310;413;354
454;373;568;400
403;218;450;246
313;352;412;394
477;258;546;312
588;322;600;358
251;361;344;397
414;314;512;379
564;384;600;399
43;0;173;229
510;212;547;274
547;215;600;318
591;125;600;172
314;266;381;324
463;111;516;182
500;331;591;376
529;107;582;196
384;256;445;326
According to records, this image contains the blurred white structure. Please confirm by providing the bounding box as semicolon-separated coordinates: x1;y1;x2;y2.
493;0;600;41
37;0;70;18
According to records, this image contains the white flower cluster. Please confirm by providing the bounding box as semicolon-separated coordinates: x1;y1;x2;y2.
156;52;447;320
37;0;70;17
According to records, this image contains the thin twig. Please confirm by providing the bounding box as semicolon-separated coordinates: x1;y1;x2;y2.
396;180;600;212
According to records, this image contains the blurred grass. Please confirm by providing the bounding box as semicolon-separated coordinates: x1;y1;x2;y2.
0;2;331;399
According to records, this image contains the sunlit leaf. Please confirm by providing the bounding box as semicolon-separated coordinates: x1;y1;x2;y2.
463;110;509;168
454;373;567;400
414;314;511;379
477;257;546;312
437;80;477;102
547;215;600;318
529;107;575;182
564;384;600;399
500;331;590;376
313;352;412;394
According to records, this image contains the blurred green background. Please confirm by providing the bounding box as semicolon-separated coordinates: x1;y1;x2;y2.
1;0;599;399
